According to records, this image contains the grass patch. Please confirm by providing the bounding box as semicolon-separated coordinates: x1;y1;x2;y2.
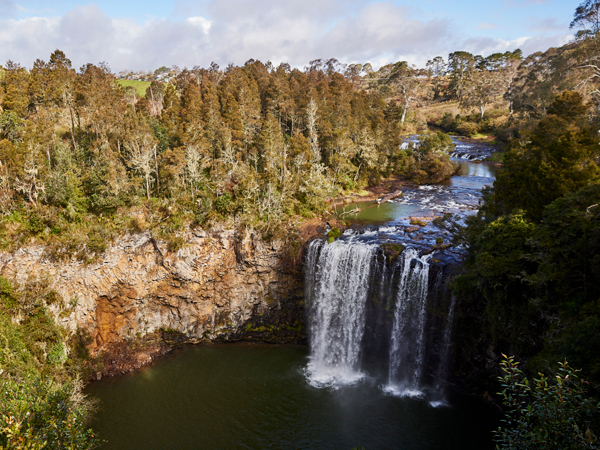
117;80;151;98
471;132;497;143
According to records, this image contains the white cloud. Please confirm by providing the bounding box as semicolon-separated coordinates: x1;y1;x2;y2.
462;33;573;58
503;0;549;6
528;16;568;33
478;23;498;30
185;16;211;34
0;0;17;18
0;1;578;72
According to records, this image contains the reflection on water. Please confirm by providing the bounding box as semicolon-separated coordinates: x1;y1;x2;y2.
86;344;498;450
341;159;496;223
450;160;496;190
336;201;424;223
454;160;497;178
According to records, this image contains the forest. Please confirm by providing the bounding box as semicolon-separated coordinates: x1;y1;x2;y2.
2;0;600;447
0;51;450;260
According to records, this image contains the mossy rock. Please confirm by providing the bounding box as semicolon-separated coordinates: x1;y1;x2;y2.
327;227;342;243
410;218;427;227
381;242;405;260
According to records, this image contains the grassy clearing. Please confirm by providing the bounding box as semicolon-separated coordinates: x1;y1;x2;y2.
420;98;508;123
471;133;497;142
117;80;151;98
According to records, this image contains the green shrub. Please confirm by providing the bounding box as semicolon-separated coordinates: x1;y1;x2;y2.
327;227;342;243
0;375;100;450
456;121;479;137
167;236;186;253
494;355;600;450
402;132;456;184
0;276;18;311
215;193;232;215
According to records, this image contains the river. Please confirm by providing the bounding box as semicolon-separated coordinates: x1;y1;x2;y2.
85;148;501;450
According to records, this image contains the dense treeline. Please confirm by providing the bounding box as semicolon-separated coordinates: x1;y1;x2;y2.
451;1;600;402
0;51;458;260
443;3;600;442
455;91;600;388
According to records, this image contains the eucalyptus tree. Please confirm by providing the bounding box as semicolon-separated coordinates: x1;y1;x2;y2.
459;51;523;118
123;112;158;200
256;112;286;182
389;61;425;124
145;81;165;117
306;98;321;163
185;141;210;201
14;143;46;206
329;132;358;188
461;66;502;118
571;0;600;33
426;56;447;99
447;51;476;100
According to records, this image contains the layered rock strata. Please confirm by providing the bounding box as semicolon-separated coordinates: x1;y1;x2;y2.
0;228;305;369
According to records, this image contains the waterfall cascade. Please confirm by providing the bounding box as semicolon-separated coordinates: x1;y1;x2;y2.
305;239;377;386
386;249;432;396
305;237;456;401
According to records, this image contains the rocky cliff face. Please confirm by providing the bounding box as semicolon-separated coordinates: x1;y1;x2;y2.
0;228;305;372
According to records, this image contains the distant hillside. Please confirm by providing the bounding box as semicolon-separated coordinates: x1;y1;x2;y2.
117;79;150;97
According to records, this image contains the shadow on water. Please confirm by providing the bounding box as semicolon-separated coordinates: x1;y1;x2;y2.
86;344;499;450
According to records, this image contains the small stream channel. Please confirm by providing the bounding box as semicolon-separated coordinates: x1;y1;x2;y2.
85;143;501;450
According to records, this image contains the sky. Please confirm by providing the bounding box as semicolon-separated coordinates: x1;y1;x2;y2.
0;0;581;73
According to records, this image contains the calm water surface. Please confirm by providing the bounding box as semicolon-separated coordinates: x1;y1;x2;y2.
86;344;498;450
340;159;497;223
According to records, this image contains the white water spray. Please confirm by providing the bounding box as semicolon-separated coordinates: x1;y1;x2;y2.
386;249;432;396
305;239;377;387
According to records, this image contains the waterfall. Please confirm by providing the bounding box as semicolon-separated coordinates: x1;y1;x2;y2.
386;249;432;396
305;239;377;387
305;235;456;401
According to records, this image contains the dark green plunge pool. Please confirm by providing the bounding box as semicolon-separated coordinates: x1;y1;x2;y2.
85;344;498;450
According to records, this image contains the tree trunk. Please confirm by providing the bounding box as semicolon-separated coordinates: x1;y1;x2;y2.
154;145;160;194
68;104;77;151
150;88;156;116
145;173;150;200
400;101;408;124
